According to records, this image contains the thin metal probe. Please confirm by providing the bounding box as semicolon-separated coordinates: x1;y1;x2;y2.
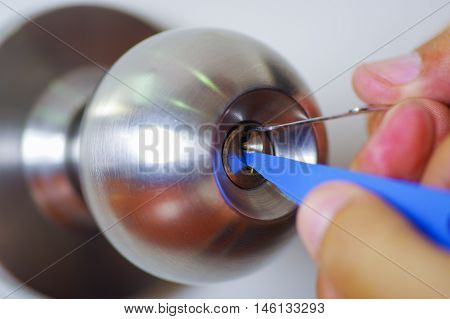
255;105;389;132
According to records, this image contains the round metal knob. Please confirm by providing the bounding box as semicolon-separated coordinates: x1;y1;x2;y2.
80;28;327;284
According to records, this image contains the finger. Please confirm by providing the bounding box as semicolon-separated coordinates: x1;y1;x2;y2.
365;98;449;140
352;27;450;105
352;100;436;181
422;134;450;188
297;182;450;298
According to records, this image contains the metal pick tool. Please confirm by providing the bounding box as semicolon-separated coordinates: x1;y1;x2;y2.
255;104;389;132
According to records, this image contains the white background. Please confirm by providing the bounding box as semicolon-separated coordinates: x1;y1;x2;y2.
0;0;448;298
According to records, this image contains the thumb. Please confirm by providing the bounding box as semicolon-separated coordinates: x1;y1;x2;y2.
353;26;450;105
297;182;450;298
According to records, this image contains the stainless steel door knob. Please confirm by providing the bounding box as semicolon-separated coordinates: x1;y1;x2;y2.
1;5;327;295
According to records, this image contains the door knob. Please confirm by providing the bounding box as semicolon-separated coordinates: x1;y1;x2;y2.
79;27;327;285
1;5;327;293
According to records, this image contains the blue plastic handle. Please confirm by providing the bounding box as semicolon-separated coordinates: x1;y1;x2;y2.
243;151;450;250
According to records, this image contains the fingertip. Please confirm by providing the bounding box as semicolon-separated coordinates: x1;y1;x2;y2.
317;188;450;298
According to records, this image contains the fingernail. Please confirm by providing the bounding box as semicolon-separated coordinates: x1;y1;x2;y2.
364;52;421;85
297;182;360;260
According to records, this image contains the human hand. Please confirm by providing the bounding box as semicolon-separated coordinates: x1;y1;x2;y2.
297;27;450;298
